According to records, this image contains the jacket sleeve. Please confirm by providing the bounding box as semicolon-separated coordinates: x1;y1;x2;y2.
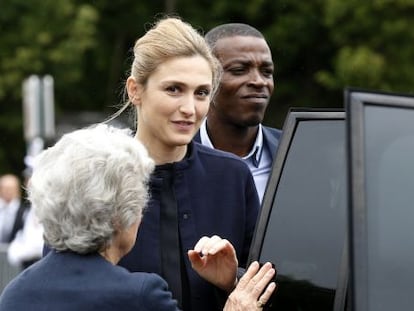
139;273;182;311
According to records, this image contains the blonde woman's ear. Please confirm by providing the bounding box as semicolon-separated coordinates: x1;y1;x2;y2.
126;76;141;105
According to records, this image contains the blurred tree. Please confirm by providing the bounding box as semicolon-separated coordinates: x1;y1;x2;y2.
0;0;99;104
0;0;99;174
71;0;165;110
316;0;414;93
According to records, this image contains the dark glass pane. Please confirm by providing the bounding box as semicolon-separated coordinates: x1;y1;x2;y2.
364;105;414;310
259;120;347;310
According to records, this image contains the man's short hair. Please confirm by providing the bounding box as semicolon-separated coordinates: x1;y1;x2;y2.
205;23;264;51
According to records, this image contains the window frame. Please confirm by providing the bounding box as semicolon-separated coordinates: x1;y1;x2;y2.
345;88;414;311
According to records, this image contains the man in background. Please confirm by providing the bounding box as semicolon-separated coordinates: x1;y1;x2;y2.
0;174;29;244
7;168;43;270
194;23;282;203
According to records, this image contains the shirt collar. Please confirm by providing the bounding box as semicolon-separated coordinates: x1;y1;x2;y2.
242;124;263;168
200;118;264;168
1;198;20;213
199;118;214;149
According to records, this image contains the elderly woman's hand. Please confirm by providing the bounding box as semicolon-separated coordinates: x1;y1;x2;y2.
223;261;277;311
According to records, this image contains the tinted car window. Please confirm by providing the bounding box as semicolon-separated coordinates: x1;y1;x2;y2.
361;104;414;310
251;113;347;310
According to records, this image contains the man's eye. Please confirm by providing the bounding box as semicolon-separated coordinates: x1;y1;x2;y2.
229;67;246;75
262;68;274;77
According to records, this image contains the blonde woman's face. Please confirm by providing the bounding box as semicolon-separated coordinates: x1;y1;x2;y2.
135;55;213;149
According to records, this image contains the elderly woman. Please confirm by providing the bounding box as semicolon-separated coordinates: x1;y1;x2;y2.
0;124;275;311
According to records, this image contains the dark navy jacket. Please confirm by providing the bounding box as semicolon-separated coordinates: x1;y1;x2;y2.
0;251;180;311
118;141;260;311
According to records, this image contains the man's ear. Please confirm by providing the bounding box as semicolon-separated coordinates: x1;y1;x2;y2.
126;76;142;106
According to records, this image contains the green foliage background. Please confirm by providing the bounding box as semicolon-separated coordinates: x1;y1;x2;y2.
1;0;414;176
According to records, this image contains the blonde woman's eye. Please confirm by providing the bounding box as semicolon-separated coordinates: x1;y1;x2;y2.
197;88;210;97
166;85;180;93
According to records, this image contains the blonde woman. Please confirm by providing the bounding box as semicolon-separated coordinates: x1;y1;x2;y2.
117;17;261;311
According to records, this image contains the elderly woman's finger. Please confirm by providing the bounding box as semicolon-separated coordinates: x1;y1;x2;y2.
256;282;277;309
246;262;274;292
235;261;260;290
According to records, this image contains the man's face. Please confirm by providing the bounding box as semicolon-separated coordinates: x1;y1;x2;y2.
0;175;20;203
212;36;274;127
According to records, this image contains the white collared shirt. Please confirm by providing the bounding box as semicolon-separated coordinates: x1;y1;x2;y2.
8;208;44;267
199;119;272;203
